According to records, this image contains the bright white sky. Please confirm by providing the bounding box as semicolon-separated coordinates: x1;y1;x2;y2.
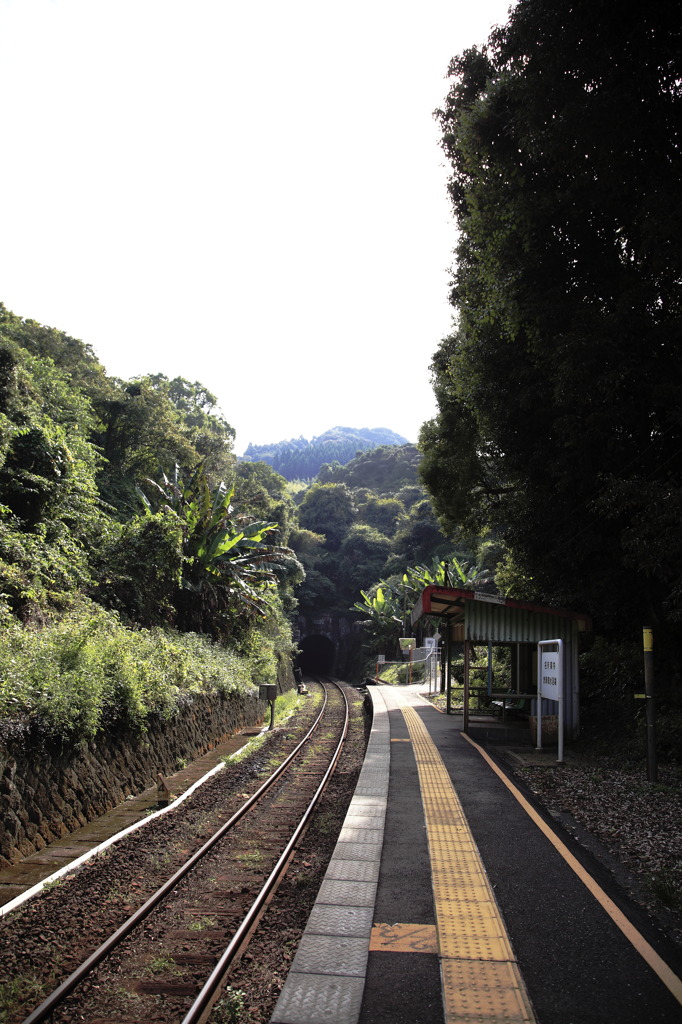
0;0;512;454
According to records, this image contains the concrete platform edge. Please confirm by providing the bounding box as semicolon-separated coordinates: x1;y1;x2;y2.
270;688;389;1024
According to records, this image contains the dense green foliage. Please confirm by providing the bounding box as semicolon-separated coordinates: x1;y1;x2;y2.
420;1;682;684
241;426;408;482
318;444;421;493
287;444;491;618
353;556;493;657
0;303;297;743
0;600;259;742
0;329;107;615
141;463;296;638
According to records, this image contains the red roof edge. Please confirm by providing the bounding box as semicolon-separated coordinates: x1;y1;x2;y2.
419;585;592;631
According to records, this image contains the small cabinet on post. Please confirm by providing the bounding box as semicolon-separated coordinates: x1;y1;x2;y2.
259;684;278;729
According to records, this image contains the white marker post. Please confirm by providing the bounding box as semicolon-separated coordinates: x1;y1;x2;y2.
537;639;564;763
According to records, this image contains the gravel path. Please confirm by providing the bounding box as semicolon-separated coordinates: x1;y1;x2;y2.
512;755;682;948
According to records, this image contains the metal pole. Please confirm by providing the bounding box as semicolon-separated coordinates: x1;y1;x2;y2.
643;627;658;783
440;636;446;694
463;640;470;733
446;629;452;715
535;643;543;751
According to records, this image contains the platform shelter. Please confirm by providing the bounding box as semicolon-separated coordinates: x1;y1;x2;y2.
411;586;591;738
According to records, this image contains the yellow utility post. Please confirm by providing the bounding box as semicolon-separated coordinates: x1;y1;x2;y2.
642;628;657;784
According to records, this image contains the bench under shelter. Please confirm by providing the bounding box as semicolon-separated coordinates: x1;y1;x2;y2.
410;586;591;739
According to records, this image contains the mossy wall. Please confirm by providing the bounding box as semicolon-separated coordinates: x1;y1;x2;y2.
0;689;266;869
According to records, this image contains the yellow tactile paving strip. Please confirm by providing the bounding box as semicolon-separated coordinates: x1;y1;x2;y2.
400;703;537;1024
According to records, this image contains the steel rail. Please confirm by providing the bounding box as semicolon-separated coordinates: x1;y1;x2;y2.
181;679;350;1024
22;682;332;1024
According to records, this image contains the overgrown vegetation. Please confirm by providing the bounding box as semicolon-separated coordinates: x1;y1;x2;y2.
0;304;298;746
0;600;264;742
290;445;496;620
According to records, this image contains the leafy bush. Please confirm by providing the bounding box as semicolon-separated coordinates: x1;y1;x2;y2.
238;595;297;689
0;600;257;743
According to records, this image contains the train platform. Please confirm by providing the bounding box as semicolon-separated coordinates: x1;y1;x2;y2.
271;684;682;1024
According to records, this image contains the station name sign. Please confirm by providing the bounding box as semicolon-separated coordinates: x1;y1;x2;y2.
473;592;507;605
540;651;561;700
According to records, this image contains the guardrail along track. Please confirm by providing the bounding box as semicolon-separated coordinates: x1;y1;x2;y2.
13;679;349;1024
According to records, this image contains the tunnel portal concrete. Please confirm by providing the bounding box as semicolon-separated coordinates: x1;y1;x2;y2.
296;614;363;680
297;634;336;676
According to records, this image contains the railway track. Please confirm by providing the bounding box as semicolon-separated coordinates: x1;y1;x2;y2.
5;678;353;1024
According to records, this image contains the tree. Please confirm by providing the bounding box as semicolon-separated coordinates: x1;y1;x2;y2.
337;525;392;604
142;464;293;640
0;336;106;616
143;374;235;479
386;499;454;572
352;584;404;655
234;461;296;546
356;495;405;537
423;0;682;642
319;444;422;493
297;483;355;550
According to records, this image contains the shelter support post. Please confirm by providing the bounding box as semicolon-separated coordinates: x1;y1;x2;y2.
463;638;470;733
440;637;446;694
487;640;493;695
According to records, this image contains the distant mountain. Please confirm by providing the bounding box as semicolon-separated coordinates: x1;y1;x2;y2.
240;426;409;481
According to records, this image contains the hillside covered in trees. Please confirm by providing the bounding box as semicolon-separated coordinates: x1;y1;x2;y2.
0;303;301;742
289;443;501;630
0;299;464;737
240;426;408;482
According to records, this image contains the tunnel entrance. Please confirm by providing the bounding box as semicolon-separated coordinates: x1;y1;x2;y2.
297;634;336;677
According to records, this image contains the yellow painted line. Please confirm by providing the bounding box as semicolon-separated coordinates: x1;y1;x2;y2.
370;922;438;953
400;704;536;1024
391;738;412;742
462;732;682;1007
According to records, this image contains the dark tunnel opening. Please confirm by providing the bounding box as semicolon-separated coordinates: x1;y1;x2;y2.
297;634;336;677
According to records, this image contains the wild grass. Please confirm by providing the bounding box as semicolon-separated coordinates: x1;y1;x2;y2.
0;599;257;743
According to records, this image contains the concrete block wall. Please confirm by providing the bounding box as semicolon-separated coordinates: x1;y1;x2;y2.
0;689;264;869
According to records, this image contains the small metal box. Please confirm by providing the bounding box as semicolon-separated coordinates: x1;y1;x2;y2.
259;684;278;702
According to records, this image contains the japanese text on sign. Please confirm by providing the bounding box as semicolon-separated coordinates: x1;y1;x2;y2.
539;651;561;700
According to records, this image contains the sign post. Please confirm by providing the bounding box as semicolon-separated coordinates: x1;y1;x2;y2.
642;628;658;783
537;640;564;762
399;638;416;685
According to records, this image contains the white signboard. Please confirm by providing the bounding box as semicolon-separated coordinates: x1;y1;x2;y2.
537;639;564;762
377;654;385;664
539;649;562;701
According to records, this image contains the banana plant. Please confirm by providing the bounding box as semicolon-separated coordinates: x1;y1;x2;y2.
352;584;403;652
142;463;288;633
404;556;494;596
353;556;497;654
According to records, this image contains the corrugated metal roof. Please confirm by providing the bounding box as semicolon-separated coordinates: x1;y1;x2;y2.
411;586;590;643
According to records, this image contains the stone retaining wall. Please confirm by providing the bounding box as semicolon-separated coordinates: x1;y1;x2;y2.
0;688;269;869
